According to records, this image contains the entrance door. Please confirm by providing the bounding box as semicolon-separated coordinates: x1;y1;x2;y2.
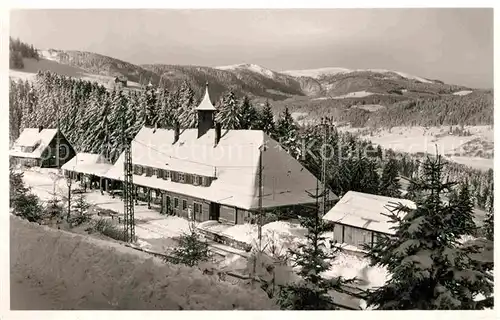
209;202;220;221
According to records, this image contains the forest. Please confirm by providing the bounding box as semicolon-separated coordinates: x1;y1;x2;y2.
9;71;494;216
9;37;40;69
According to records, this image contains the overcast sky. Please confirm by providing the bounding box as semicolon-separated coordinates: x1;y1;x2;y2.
10;9;493;88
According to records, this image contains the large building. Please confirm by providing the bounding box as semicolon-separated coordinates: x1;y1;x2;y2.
322;191;416;249
104;83;336;224
9;127;76;168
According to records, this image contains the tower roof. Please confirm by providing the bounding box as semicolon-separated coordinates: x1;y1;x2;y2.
196;83;217;111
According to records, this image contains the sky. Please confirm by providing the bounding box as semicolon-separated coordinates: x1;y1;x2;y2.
10;8;493;88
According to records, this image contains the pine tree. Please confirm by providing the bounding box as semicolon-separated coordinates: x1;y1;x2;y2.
483;183;493;241
216;90;241;129
277;183;347;310
379;158;402;198
364;155;493;310
177;82;197;128
70;194;91;226
258;100;276;137
165;223;210;267
239;96;259;129
10;169;29;204
276;107;300;159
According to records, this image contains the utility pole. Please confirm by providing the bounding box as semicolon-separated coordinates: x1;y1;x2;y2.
121;92;135;243
55;97;60;169
66;173;72;222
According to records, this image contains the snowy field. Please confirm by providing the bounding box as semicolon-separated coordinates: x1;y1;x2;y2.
340;125;494;171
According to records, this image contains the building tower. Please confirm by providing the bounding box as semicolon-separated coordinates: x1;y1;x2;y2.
196;82;217;138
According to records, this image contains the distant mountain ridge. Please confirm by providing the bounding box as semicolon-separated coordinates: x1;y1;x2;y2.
34;49;473;102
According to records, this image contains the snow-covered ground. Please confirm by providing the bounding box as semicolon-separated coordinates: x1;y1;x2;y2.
21;168;191;245
9;57;142;90
341;125;494;171
215;63;276;78
314;91;375;100
200;220;389;288
351;104;386;112
282;67;432;83
453;90;473;96
11;216;277;310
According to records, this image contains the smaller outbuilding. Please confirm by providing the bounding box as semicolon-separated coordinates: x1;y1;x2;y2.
322;191;416;249
9;127;76;168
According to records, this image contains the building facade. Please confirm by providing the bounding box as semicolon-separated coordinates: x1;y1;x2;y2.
323;191;416;249
103;83;335;225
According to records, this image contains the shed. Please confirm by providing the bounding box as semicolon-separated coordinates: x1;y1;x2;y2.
323;191;416;249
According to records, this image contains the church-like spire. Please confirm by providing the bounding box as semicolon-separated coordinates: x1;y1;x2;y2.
196;82;217;111
196;82;216;138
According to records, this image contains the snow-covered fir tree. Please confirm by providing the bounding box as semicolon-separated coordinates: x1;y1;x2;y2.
239;95;259;129
276;107;300;159
165;223;210;267
216;90;242;129
379;157;402;198
277;185;347;310
258;99;276;137
177;81;197;128
364;155;493;310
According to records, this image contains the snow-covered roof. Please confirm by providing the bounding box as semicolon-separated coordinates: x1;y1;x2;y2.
103;126;336;210
195;84;217;111
322;191;416;235
62;153;112;176
9;128;58;159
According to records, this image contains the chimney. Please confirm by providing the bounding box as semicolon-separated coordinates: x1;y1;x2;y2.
173;122;180;144
214;123;221;147
38;125;43;133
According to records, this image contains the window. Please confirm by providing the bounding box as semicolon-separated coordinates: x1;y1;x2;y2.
153;169;158;177
182;199;188;211
145;167;153;177
196;176;203;185
185;174;192;184
59;145;67;158
157;169;163;179
162;170;169;180
179;173;185;183
174;197;179;208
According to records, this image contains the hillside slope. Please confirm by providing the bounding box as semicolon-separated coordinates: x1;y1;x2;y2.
10;215;277;310
29;49;476;100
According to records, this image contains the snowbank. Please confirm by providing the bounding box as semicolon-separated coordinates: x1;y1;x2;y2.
10;216;277;310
